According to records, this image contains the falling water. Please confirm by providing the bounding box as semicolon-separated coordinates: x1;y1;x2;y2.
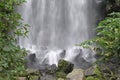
18;0;103;68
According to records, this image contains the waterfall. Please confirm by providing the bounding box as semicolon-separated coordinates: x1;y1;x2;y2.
18;0;103;68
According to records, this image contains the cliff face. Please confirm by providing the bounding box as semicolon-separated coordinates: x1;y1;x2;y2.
106;0;120;13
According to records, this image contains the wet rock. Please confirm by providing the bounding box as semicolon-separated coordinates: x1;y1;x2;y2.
27;69;42;79
85;65;96;77
38;64;58;80
25;53;37;68
73;56;92;69
18;77;26;80
47;64;58;73
56;72;67;79
38;64;50;73
40;74;56;80
38;64;57;74
59;50;66;58
58;59;74;74
29;53;36;62
57;78;66;80
67;69;85;80
76;49;96;69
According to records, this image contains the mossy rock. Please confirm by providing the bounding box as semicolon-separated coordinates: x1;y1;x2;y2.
58;59;74;74
67;69;84;80
56;72;67;79
18;77;26;80
57;78;66;80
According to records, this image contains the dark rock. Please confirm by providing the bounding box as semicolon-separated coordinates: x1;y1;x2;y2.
25;53;37;68
59;50;66;58
38;64;49;73
73;50;92;69
47;64;58;73
29;53;36;62
38;64;58;75
58;59;74;74
38;64;58;80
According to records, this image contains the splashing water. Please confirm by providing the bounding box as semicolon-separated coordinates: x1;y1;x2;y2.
18;0;103;68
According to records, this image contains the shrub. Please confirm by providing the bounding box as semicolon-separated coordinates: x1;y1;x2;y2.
0;0;29;79
80;12;120;62
80;12;120;80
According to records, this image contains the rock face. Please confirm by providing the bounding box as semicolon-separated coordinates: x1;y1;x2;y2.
67;69;84;80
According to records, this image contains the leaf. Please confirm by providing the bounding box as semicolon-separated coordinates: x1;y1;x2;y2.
3;46;11;52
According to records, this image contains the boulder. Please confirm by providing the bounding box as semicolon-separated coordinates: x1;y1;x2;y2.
66;69;84;80
47;64;58;73
40;74;56;80
25;53;37;68
26;69;41;80
29;53;36;62
58;59;74;74
85;65;96;77
38;64;57;74
59;50;66;58
38;64;50;73
56;72;67;79
57;78;66;80
18;77;26;80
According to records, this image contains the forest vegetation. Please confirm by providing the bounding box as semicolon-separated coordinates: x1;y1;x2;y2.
0;0;29;80
0;0;120;80
81;0;120;80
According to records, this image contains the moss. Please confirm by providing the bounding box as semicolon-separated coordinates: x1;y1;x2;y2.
56;72;67;79
57;59;74;74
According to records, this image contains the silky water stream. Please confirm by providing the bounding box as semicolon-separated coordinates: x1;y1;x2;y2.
18;0;104;69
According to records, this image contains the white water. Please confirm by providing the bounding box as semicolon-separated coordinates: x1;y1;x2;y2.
18;0;103;68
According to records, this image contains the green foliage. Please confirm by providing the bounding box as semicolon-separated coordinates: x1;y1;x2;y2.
96;12;120;61
85;66;103;80
86;64;119;80
81;12;120;62
0;0;29;80
81;12;120;80
86;76;100;80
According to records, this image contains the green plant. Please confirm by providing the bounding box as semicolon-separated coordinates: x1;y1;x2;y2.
80;12;120;80
86;64;118;80
86;76;100;80
0;0;29;80
81;12;120;62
